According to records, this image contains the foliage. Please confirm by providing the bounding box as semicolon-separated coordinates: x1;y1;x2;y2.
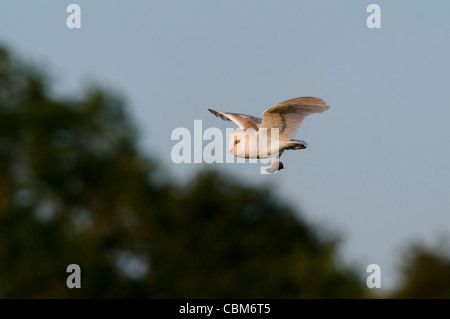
391;242;450;299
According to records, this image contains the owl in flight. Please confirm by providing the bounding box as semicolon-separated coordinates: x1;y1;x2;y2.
208;97;330;174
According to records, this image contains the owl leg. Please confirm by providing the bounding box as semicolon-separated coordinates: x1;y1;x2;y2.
265;157;284;174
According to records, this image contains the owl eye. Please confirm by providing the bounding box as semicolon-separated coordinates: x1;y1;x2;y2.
234;139;240;145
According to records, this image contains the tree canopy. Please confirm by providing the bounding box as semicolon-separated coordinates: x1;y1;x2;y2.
391;242;450;299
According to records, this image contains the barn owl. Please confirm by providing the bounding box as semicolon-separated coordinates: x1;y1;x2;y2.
208;97;330;173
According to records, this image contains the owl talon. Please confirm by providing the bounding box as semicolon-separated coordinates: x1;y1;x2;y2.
265;159;284;174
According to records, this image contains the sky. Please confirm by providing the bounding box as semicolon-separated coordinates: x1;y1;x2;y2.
1;0;449;293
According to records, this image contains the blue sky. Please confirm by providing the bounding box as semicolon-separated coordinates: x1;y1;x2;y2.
1;0;449;292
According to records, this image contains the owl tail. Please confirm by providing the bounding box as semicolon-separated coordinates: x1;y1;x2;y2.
286;139;308;150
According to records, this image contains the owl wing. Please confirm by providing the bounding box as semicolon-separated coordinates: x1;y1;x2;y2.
208;109;261;130
260;97;330;140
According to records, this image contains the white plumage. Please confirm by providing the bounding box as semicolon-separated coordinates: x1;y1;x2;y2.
209;97;330;173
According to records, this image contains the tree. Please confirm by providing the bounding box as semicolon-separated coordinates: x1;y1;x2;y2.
0;46;365;298
391;242;450;299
